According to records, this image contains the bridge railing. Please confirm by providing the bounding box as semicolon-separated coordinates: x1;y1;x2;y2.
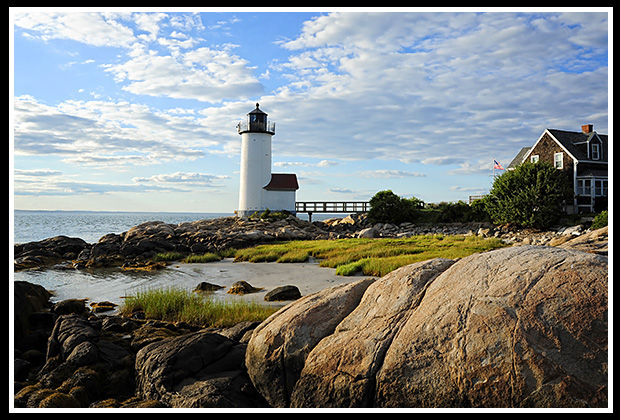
295;201;370;215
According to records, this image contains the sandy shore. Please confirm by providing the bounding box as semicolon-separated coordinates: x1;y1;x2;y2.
167;258;368;306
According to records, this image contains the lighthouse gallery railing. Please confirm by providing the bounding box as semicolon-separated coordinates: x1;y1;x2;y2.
237;120;276;134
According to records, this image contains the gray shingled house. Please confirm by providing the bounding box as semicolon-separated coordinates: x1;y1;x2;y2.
507;124;608;214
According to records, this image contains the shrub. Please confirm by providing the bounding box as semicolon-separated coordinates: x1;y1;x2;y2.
428;200;488;223
591;210;608;230
484;162;573;229
368;190;423;224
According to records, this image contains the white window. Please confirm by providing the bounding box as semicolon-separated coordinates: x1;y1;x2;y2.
594;179;608;196
577;179;592;196
554;152;564;169
592;143;600;160
530;155;539;163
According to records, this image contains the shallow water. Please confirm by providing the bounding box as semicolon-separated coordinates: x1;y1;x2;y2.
13;259;356;309
12;210;358;310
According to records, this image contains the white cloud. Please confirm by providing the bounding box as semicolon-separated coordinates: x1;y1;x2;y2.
132;172;230;187
14;11;136;47
13;96;210;168
264;11;608;168
274;159;339;168
102;45;264;102
15;11;264;103
329;188;354;194
359;170;426;178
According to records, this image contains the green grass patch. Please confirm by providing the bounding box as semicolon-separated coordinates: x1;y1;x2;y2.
153;251;185;262
183;252;222;263
154;249;239;263
120;287;279;328
233;235;507;277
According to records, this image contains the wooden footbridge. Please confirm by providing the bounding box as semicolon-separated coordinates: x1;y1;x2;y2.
295;201;370;222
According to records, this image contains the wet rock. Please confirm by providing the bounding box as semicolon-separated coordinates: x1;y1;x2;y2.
227;280;262;295
264;285;302;301
52;299;88;316
193;281;225;292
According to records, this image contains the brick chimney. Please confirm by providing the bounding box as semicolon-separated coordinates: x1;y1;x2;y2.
581;124;593;133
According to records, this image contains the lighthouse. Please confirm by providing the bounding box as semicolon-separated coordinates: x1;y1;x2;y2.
236;103;299;217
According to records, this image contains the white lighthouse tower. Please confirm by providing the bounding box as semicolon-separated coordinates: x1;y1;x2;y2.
237;103;298;217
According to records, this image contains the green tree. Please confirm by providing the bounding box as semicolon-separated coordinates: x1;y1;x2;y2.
368;190;422;224
484;162;573;229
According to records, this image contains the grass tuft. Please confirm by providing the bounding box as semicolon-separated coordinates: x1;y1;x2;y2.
120;287;278;328
183;253;222;263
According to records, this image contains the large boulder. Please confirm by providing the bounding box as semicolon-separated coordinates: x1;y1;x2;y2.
135;330;267;408
245;277;376;407
290;258;456;407
246;246;608;408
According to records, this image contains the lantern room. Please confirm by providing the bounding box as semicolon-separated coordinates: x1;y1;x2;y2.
237;103;275;135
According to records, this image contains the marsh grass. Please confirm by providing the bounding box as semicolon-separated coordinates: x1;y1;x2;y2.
234;235;507;277
120;287;279;328
183;253;222;263
154;249;237;263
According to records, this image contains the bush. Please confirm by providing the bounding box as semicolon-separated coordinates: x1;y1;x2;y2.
425;200;489;223
484;162;573;229
368;190;423;224
591;211;608;230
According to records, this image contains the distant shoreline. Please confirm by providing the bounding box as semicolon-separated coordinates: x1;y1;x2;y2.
13;209;235;215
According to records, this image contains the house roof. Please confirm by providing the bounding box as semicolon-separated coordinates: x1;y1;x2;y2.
515;128;609;167
546;129;608;162
263;173;299;191
507;146;532;169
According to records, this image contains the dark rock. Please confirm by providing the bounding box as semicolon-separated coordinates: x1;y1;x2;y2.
135;330;267;408
14;281;53;351
193;281;225;292
46;314;98;361
264;285;302;301
219;321;261;343
14;236;90;270
52;299;88;316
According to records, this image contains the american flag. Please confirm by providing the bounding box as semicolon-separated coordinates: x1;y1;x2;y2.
494;159;504;170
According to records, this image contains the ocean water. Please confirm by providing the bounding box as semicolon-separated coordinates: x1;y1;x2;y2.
13;210;233;244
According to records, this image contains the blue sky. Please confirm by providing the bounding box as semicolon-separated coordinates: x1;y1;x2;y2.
11;8;610;213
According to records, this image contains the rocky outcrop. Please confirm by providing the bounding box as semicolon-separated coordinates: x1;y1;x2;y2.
14;212;608;271
245;246;608;408
13;283;266;408
14;236;90;270
14;216;330;271
558;225;608;255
